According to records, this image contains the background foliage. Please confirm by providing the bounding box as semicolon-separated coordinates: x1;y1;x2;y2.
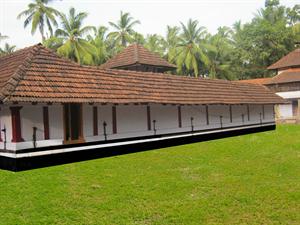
1;0;299;80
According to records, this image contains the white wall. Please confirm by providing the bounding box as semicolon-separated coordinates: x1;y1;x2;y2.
49;105;64;139
182;105;207;131
83;104;93;138
21;105;44;141
151;104;178;135
0;106;12;143
277;104;293;119
0;103;276;151
117;105;149;136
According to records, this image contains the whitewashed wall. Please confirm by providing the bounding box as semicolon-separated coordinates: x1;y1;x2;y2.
277;104;293;118
0;103;275;151
0;106;12;144
49;105;64;139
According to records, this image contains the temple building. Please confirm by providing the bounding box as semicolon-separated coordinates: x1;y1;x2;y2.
240;48;300;123
0;43;283;170
99;43;177;72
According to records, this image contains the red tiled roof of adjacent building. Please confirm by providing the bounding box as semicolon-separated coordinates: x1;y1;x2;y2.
99;43;176;70
267;48;300;70
237;78;272;85
0;44;283;105
265;68;300;84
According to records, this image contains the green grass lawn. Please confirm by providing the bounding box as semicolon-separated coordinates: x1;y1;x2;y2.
0;125;299;225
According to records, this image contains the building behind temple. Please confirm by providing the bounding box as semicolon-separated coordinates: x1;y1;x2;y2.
240;48;300;123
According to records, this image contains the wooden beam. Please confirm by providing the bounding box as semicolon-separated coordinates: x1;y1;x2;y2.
147;105;151;130
229;105;233;123
93;106;98;136
178;106;182;128
0;109;2;142
43;106;50;140
247;105;250;121
10;106;24;142
206;105;209;125
112;106;117;134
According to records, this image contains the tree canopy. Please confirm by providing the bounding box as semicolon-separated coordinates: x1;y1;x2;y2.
5;0;300;80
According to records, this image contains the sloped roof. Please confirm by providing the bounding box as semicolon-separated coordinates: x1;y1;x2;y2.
264;68;300;85
238;78;272;85
268;48;300;70
0;44;283;104
99;43;176;70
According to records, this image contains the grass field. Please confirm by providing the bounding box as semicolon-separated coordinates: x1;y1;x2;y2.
0;125;299;225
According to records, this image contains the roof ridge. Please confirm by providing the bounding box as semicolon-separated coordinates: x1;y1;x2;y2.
0;44;41;102
133;43;139;63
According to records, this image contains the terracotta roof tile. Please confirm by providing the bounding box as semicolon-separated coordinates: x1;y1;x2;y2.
99;43;176;70
264;68;300;84
268;48;300;70
237;78;272;85
0;44;284;105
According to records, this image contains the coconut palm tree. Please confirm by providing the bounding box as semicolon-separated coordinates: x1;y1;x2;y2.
162;26;180;64
176;19;210;77
42;35;63;50
206;27;234;80
17;0;61;41
0;43;16;56
132;32;145;45
87;26;109;65
55;7;96;65
144;34;164;56
108;11;140;47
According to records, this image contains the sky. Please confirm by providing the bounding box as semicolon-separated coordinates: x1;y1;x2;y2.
0;0;299;49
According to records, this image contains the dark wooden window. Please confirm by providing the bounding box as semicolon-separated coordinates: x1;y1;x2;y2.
147;106;151;130
178;106;182;128
10;106;23;142
43;106;50;140
292;101;298;116
112;106;117;134
206;105;209;125
93;106;98;136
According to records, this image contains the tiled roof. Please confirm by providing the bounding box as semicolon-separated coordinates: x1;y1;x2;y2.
268;48;300;70
265;68;300;85
99;43;176;70
238;78;272;85
0;44;283;104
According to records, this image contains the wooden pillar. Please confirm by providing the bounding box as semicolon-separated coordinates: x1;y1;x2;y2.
178;106;182;128
0;108;2;142
229;105;232;123
93;106;98;136
262;105;265;120
247;105;250;121
147;105;151;130
112;106;117;134
10;106;23;142
43;106;50;140
206;105;209;125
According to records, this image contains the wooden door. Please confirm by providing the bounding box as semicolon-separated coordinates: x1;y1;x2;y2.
63;103;84;144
